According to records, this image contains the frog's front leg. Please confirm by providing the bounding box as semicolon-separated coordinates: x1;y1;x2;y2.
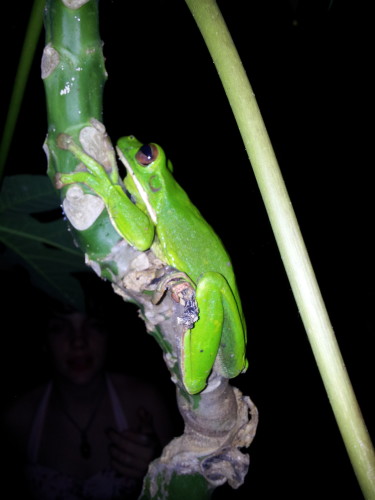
55;134;154;251
181;272;248;394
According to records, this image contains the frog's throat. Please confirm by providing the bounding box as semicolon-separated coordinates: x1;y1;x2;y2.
116;146;157;224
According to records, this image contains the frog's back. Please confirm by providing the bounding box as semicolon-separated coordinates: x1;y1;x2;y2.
155;185;237;292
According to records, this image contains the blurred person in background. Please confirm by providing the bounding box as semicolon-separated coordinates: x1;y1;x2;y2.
2;290;177;500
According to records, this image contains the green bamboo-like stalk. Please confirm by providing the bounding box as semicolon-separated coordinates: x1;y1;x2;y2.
0;0;45;181
42;0;124;277
184;0;375;498
43;0;104;143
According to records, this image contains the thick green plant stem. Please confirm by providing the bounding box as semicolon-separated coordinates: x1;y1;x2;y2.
43;0;105;140
0;0;45;181
140;472;214;500
184;0;375;498
42;0;123;275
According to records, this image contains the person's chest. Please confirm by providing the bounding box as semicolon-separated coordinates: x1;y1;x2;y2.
38;391;117;478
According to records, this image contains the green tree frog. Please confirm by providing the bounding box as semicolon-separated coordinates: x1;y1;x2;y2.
57;134;248;394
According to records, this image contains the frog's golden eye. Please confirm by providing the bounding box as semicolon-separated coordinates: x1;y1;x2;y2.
136;144;158;166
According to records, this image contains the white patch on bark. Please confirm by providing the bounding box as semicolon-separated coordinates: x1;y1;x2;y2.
59;81;72;95
41;43;59;79
86;240;153;281
103;239;142;276
79;120;117;172
62;184;104;230
62;0;90;9
85;256;101;277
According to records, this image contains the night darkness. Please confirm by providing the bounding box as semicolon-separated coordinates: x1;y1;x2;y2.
1;1;373;499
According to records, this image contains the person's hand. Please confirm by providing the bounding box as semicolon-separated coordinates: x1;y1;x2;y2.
107;408;161;479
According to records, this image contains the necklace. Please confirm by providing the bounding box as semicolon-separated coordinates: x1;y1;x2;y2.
55;385;105;460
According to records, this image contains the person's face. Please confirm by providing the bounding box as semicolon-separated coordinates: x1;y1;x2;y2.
46;312;108;385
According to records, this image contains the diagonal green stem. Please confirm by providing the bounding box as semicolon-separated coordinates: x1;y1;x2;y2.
184;0;375;498
0;0;45;182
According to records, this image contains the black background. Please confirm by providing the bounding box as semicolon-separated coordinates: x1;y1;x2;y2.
1;1;374;499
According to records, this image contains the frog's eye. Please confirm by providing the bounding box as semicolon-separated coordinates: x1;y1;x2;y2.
136;144;158;166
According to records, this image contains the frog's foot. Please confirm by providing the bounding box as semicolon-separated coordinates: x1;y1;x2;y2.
55;133;112;191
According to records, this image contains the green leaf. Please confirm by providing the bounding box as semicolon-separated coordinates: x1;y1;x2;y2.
0;175;88;310
0;174;60;214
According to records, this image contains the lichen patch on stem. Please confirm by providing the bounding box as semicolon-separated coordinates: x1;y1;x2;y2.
41;43;60;79
62;0;90;9
79;120;116;172
62;184;104;230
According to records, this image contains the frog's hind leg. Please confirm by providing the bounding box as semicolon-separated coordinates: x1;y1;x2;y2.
181;272;247;394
